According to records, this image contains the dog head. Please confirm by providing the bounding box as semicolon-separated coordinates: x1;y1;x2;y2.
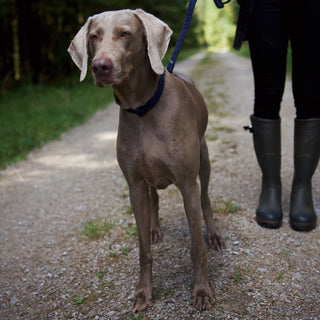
68;9;172;86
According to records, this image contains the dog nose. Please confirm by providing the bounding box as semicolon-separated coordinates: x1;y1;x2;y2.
91;58;113;75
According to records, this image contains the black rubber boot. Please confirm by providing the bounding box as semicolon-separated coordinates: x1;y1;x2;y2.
289;118;320;232
250;115;283;228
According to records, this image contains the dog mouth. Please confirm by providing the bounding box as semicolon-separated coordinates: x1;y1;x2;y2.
91;57;127;87
93;74;114;87
93;74;128;88
92;67;128;87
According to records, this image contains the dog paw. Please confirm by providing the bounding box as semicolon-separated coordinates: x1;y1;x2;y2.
151;227;162;243
192;288;214;311
208;231;226;251
132;289;153;312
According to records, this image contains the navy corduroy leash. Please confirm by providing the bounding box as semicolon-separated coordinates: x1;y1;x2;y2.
167;0;231;73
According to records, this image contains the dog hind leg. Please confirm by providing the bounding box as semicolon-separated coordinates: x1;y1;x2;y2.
199;138;226;250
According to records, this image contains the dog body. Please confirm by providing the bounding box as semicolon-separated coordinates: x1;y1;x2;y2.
68;9;225;312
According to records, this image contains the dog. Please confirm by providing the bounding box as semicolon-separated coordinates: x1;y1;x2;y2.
68;9;225;312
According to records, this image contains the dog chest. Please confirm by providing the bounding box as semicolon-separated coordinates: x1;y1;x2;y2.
117;129;182;189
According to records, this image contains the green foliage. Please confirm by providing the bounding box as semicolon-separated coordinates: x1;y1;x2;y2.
228;265;249;284
212;199;242;215
125;223;138;237
81;219;114;239
96;269;109;279
121;248;131;255
197;0;237;50
73;296;84;304
123;205;134;215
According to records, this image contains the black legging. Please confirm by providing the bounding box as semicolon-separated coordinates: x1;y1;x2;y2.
248;0;320;119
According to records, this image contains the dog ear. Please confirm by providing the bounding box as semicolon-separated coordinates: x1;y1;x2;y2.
134;9;173;75
67;17;92;81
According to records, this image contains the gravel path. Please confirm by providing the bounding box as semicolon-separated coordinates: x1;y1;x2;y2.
0;52;319;320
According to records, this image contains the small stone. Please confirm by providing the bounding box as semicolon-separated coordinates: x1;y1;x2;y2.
10;297;19;306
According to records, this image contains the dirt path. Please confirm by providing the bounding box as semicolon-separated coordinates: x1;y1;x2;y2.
0;52;319;320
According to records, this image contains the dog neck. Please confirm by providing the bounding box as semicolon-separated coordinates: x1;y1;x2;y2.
112;63;160;111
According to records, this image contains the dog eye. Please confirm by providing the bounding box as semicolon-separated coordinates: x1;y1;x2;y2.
90;34;98;41
120;31;131;38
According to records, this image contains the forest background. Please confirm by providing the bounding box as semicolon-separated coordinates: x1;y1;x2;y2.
0;0;239;87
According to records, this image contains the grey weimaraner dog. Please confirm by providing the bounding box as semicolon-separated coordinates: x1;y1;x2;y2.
68;9;225;312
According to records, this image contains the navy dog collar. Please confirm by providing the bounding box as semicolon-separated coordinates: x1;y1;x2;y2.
126;73;165;117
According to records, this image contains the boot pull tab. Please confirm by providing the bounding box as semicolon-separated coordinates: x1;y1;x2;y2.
243;125;253;133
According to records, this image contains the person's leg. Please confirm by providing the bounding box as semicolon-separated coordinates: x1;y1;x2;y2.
250;115;282;228
289;0;320;231
247;0;289;227
291;0;320;120
249;0;289;119
289;119;320;231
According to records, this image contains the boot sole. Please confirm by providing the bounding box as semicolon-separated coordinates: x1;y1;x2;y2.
256;217;282;229
289;220;316;232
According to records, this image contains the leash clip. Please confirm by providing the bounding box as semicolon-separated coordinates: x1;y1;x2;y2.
243;125;253;133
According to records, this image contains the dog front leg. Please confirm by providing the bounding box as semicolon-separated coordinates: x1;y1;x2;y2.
179;181;214;311
129;182;153;312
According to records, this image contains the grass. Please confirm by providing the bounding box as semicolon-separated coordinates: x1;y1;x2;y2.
228;265;250;284
81;219;114;239
212;199;242;215
0;75;114;169
123;205;134;215
124;223;138;237
120;247;131;255
96;270;109;279
73;296;84;305
152;287;173;300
